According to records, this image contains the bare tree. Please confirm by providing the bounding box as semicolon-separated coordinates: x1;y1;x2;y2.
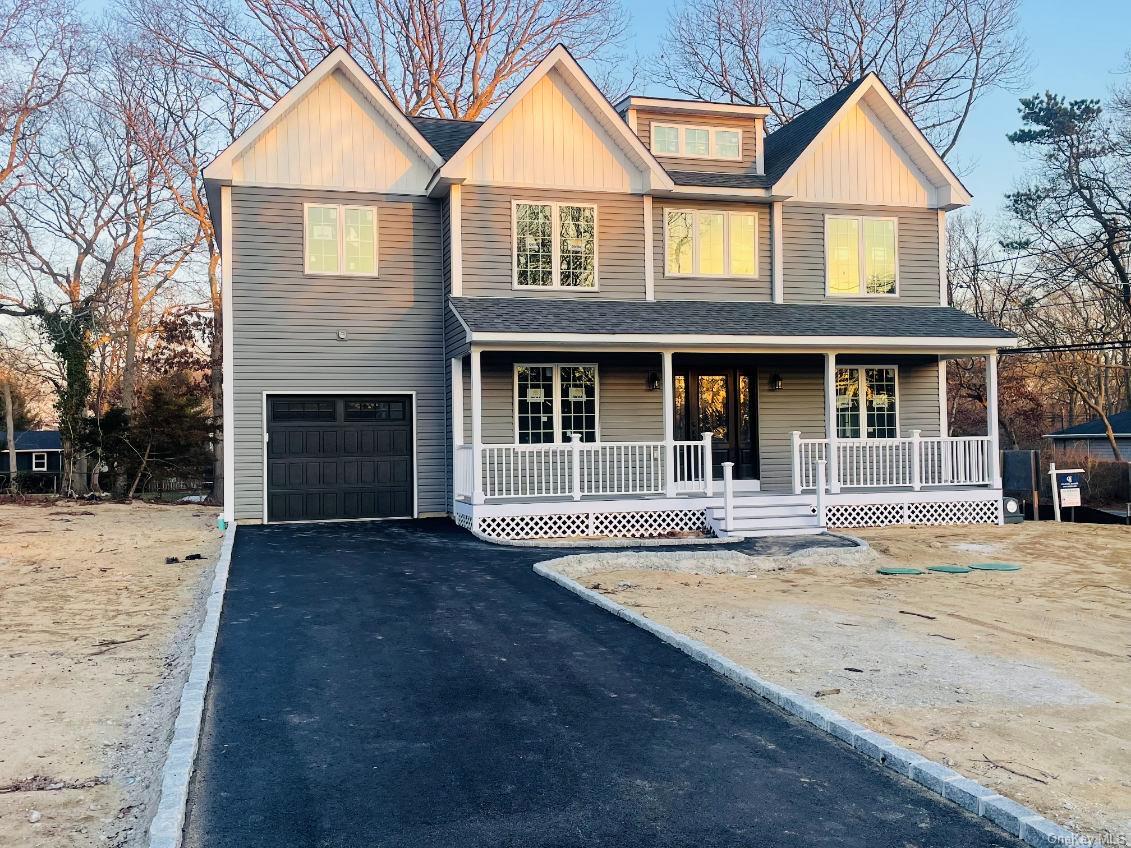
652;0;1027;157
122;0;632;121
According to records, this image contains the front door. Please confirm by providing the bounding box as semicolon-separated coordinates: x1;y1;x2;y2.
674;367;758;479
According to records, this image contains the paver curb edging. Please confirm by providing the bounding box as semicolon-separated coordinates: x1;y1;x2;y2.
533;562;1092;848
146;522;236;848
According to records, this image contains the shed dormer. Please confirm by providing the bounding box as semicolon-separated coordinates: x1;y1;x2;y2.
616;97;771;177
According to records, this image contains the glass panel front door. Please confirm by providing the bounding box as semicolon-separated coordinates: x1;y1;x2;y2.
673;365;758;480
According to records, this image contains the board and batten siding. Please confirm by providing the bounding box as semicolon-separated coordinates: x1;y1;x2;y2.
230;186;448;521
460;185;647;299
781;203;941;306
633;108;762;176
462;68;644;192
231;69;434;195
652;200;772;301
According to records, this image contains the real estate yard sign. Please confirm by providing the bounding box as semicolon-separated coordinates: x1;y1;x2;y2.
1049;463;1085;521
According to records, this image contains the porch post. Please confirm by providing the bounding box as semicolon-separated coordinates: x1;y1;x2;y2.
661;350;677;496
823;352;841;493
987;350;1002;488
451;357;464;449
470;347;485;504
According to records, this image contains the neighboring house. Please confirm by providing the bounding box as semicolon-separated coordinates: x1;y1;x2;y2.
1;430;64;482
1047;411;1131;461
203;45;1016;540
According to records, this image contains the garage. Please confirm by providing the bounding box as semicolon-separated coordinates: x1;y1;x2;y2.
265;395;414;522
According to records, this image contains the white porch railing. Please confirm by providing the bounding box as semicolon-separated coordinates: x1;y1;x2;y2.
792;431;995;492
461;433;714;501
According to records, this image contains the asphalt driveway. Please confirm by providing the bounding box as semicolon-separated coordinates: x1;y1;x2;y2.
183;519;1022;847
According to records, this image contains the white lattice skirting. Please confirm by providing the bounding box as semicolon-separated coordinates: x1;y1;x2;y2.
825;497;1001;529
469;508;709;542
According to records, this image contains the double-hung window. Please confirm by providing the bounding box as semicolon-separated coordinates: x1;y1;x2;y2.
304;203;378;276
514;202;597;289
665;209;758;277
515;364;598;443
836;367;898;439
32;452;47;471
826;215;898;295
651;123;742;161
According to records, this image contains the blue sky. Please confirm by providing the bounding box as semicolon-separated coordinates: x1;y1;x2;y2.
622;0;1131;217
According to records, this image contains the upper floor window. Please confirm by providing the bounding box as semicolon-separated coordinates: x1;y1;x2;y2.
513;201;597;289
515;364;598;443
836;367;898;439
826;215;897;296
304;203;378;276
651;123;742;161
32;452;47;471
665;209;759;278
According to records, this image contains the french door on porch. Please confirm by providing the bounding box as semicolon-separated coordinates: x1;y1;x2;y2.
673;364;759;480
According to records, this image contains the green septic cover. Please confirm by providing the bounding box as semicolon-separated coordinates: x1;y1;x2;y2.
968;562;1022;571
876;567;925;575
927;565;972;574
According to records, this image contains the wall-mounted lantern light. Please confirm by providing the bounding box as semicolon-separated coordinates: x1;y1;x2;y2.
769;373;784;391
647;372;661;391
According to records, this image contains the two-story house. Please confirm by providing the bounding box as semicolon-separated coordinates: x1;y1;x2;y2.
204;45;1016;541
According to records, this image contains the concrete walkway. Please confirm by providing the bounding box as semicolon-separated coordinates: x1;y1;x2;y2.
183;519;1022;847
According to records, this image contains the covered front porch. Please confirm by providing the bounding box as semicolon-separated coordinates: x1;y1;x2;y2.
448;344;1004;542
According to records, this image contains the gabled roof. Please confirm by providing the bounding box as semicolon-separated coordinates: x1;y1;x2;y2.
1047;410;1131;438
204;47;444;184
762;78;868;185
432;45;675;192
768;73;972;208
0;430;62;451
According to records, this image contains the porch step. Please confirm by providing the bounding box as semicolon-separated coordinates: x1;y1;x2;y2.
705;495;823;538
715;525;826;540
706;504;817;520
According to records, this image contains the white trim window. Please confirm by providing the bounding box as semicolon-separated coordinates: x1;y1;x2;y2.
651;123;742;161
826;215;898;296
836;367;898;439
665;208;759;278
304;203;378;276
513;202;597;289
515;364;598;443
32;452;48;471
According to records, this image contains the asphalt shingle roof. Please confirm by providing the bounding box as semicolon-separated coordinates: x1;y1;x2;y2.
0;430;62;451
1048;410;1131;437
761;78;867;185
666;170;772;189
449;297;1014;340
408;115;483;161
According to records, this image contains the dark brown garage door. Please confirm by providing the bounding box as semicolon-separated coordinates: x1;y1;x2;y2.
266;395;413;522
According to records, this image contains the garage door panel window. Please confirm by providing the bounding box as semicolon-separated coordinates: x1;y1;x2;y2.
516;364;598;444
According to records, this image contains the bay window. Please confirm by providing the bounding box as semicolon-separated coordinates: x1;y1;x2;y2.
836;367;898;439
515;364;598;443
665;209;759;278
826;215;898;295
514;201;597;289
304;203;378;275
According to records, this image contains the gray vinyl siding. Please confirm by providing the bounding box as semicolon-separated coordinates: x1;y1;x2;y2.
782;203;941;306
1052;438;1131;460
460;185;647;299
230;186;447;521
635;109;760;175
756;356;826;490
463;352;663;443
653;201;772;300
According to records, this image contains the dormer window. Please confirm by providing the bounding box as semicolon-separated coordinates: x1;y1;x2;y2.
651;123;742;161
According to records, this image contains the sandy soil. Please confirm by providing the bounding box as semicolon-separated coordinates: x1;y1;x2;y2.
554;522;1131;841
0;501;222;848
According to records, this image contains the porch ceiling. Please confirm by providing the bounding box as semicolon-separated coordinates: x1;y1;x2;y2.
449;297;1017;352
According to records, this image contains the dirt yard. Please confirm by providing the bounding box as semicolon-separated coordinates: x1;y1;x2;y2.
554;522;1131;842
0;501;221;848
